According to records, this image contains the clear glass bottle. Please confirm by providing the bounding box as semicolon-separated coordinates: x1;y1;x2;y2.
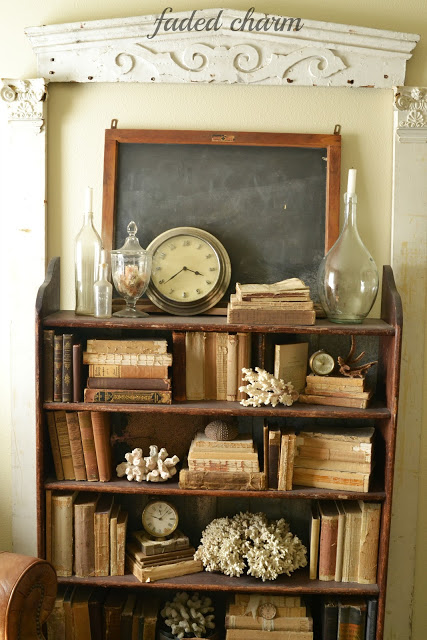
317;169;379;324
94;250;112;318
75;187;102;315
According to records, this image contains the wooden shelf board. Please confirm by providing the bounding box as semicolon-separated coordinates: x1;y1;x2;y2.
42;311;395;335
43;399;390;419
44;477;386;500
57;568;379;594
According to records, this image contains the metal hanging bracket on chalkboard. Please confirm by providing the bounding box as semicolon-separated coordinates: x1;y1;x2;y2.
334;124;341;135
111;118;118;129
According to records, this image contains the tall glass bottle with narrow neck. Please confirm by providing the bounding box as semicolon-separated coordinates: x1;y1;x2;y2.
317;169;379;323
75;187;102;315
94;250;113;318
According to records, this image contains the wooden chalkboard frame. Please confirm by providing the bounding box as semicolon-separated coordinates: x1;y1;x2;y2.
102;128;341;300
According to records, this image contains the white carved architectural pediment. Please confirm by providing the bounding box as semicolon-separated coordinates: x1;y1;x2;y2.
25;8;419;87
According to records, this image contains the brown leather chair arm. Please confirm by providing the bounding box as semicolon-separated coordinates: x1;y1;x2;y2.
0;552;57;640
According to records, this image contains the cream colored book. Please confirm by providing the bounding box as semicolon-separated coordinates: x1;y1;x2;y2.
278;434;289;491
357;501;381;584
227;605;307;617
188;445;258;461
294;457;372;474
298;428;374;443
335;500;346;582
236;333;251;401
117;510;128;576
234;595;302;607
216;332;228;400
94;494;114;577
86;339;167;354
292;467;370;492
341;502;362;582
192;432;253;449
309;502;320;580
83;352;172;366
226;629;313;640
306;374;364;388
226;334;238;401
295;444;372;465
230;294;314;310
274;343;309;393
189;460;259;472
109;504;121;577
236;279;309;298
286;433;296;490
204;332;217;400
51;490;78;577
185;332;205;400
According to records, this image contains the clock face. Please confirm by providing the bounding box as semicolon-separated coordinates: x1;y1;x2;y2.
146;227;231;315
310;350;335;376
142;501;179;538
151;234;221;304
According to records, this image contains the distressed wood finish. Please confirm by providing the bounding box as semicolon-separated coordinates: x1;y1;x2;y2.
35;259;402;640
101;128;341;258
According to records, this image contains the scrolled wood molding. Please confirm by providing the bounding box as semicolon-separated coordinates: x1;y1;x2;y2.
395;86;427;142
0;79;47;130
25;8;419;87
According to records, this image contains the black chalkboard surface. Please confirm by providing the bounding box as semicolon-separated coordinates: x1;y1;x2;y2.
102;129;341;298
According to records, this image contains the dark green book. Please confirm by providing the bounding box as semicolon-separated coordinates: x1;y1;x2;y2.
321;598;338;640
338;598;367;640
365;598;378;640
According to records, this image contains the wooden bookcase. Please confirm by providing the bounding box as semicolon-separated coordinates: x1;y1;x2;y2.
35;258;402;640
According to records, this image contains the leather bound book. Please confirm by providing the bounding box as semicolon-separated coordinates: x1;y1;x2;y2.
268;427;281;490
43;329;55;402
78;411;99;481
321;599;339;640
53;334;63;402
104;590;128;640
142;598;160;640
88;364;169;379
63;586;77;640
172;330;186;401
46;412;64;480
131;598;145;640
74;493;99;577
84;388;172;404
62;333;74;402
357;501;381;584
65;411;87;481
87;377;171;390
120;593;137;640
72;586;93;640
337;598;367;640
73;342;83;402
88;588;107;640
91;412;112;481
51;490;78;577
226;333;238;401
319;501;339;581
110;504;121;576
236;332;251;401
54;410;75;480
94;494;114;576
365;598;378;640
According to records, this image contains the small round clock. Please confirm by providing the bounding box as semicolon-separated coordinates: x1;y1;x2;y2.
146;227;231;315
142;500;179;538
309;350;335;376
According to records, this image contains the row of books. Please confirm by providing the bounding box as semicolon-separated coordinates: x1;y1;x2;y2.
299;374;373;409
48;491;128;578
266;426;374;493
43;330;83;402
310;500;381;584
185;331;251;401
227;279;316;325
320;597;377;640
47;586;159;640
83;339;173;404
47;410;112;481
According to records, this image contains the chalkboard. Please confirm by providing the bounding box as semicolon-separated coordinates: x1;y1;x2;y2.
102;129;341;298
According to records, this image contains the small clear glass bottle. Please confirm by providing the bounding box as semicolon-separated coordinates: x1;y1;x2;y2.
94;250;113;318
317;169;379;324
75;187;102;315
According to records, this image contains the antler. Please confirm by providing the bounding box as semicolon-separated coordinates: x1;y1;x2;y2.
338;336;378;378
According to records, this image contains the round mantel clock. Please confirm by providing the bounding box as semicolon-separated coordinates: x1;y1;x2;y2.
142;500;179;539
146;227;231;315
309;350;335;376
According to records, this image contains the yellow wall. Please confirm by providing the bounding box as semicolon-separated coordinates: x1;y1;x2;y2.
1;0;426;636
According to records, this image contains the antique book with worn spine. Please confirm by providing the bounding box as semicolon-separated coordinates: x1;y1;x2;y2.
103;590;128;640
53;334;63;402
91;412;112;482
46;586;66;640
46;412;64;480
72;586;93;640
77;411;99;481
226;630;313;640
109;504;121;577
337;599;367;640
43;329;55;402
341;502;363;583
309;503;320;580
268;428;281;490
236;332;251;401
298;393;370;409
62;333;74;402
226;333;238;401
227;307;316;325
120;593;137;638
318;501;339;581
335;501;346;582
54;410;75;480
357;501;381;584
185;332;205;400
216;332;228;400
88;364;169;379
74;493;99;577
321;599;339;640
87;377;171;390
51;490;78;577
204;331;217;400
274;343;309;393
72;342;83;402
63;586;76;639
293;467;370;492
83;352;172;366
94;494;114;577
65;411;87;481
286;434;296;490
88;588;106;640
86;339;167;354
277;434;289;491
84;388;172;404
117;510;128;576
179;469;266;491
126;554;203;583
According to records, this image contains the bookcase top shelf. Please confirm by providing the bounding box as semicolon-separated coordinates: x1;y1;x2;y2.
42;311;395;336
44;477;386;501
57;568;380;595
43;400;390;419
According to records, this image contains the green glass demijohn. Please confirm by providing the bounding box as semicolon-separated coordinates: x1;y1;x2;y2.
317;169;379;324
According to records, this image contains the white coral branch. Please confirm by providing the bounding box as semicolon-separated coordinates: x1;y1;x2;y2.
161;592;215;638
239;367;299;407
116;446;180;483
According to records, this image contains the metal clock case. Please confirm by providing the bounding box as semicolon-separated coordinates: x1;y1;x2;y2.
146;227;231;315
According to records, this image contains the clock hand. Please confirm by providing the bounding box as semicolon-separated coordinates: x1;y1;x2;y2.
185;268;204;276
163;267;185;284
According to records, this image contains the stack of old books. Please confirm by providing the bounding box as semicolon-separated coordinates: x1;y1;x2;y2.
293;428;374;493
227;279;315;325
126;529;202;583
298;374;372;409
225;594;313;640
179;432;265;490
310;500;381;584
82;339;172;404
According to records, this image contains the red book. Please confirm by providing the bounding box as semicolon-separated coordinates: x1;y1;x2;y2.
319;501;339;581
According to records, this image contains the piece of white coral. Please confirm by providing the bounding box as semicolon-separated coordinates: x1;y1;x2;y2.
116;445;179;482
161;591;215;639
239;367;299;407
195;511;307;582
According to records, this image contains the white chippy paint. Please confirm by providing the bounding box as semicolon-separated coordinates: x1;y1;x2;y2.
385;86;427;640
24;8;419;87
0;78;47;556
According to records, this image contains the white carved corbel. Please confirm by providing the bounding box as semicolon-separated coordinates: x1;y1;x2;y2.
395;87;427;142
0;78;47;132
